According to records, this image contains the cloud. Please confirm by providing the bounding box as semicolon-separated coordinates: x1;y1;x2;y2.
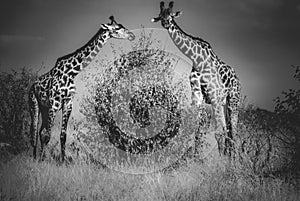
232;0;282;11
0;34;45;43
229;0;283;30
231;0;282;16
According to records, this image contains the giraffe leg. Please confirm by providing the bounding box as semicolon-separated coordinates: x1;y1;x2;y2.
40;106;57;160
212;104;227;156
29;89;39;159
189;71;208;158
60;99;73;162
191;91;204;107
194;106;210;157
189;71;204;107
39;106;49;159
228;106;239;158
226;93;240;158
224;104;234;157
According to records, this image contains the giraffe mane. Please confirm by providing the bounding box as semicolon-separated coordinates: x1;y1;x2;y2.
171;20;210;47
56;28;107;62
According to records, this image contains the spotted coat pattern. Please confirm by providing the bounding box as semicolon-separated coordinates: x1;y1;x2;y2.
28;17;135;161
153;2;241;156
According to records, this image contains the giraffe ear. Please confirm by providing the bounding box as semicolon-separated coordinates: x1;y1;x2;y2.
172;11;182;18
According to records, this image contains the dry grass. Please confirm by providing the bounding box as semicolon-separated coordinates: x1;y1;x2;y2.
0;154;298;201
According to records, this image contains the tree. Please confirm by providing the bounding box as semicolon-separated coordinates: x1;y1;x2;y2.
0;67;38;153
273;65;300;175
274;65;299;127
236;65;300;176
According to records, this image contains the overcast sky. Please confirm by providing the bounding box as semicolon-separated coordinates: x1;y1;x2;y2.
0;0;299;111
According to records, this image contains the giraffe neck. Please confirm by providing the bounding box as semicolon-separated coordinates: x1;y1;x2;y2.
54;28;111;78
167;21;217;69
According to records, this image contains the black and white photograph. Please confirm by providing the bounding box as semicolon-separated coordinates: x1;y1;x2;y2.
0;0;299;200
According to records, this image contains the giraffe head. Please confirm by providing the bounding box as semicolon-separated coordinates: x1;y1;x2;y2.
101;16;135;41
151;1;182;29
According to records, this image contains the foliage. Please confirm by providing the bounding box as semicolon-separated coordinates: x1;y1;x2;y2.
273;65;300;174
73;29;206;170
274;65;300;117
236;66;300;177
237;105;281;175
0;67;38;154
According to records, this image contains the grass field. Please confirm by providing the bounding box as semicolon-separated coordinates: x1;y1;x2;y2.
1;153;298;201
0;54;299;201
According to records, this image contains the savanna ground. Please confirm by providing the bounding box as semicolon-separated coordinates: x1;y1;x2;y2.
0;31;299;200
1;69;299;201
0;151;299;201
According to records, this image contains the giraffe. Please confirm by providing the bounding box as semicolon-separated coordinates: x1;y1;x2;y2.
29;16;135;161
152;2;241;157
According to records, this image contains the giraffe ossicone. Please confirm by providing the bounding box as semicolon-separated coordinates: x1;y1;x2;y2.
152;1;242;157
28;16;135;162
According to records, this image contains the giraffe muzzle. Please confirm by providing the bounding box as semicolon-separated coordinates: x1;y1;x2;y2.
128;32;135;41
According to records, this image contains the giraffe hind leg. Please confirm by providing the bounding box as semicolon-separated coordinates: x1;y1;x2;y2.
60;99;73;162
39;106;50;160
29;88;39;159
38;104;58;160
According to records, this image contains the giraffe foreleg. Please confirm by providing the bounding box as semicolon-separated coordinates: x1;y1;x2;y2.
61;99;73;162
189;72;204;107
212;104;227;156
39;106;49;159
226;94;240;158
194;107;211;157
226;107;238;158
40;106;57;159
29;89;39;159
191;90;204;107
224;105;234;157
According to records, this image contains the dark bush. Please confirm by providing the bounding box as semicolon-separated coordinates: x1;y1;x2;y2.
0;67;37;154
